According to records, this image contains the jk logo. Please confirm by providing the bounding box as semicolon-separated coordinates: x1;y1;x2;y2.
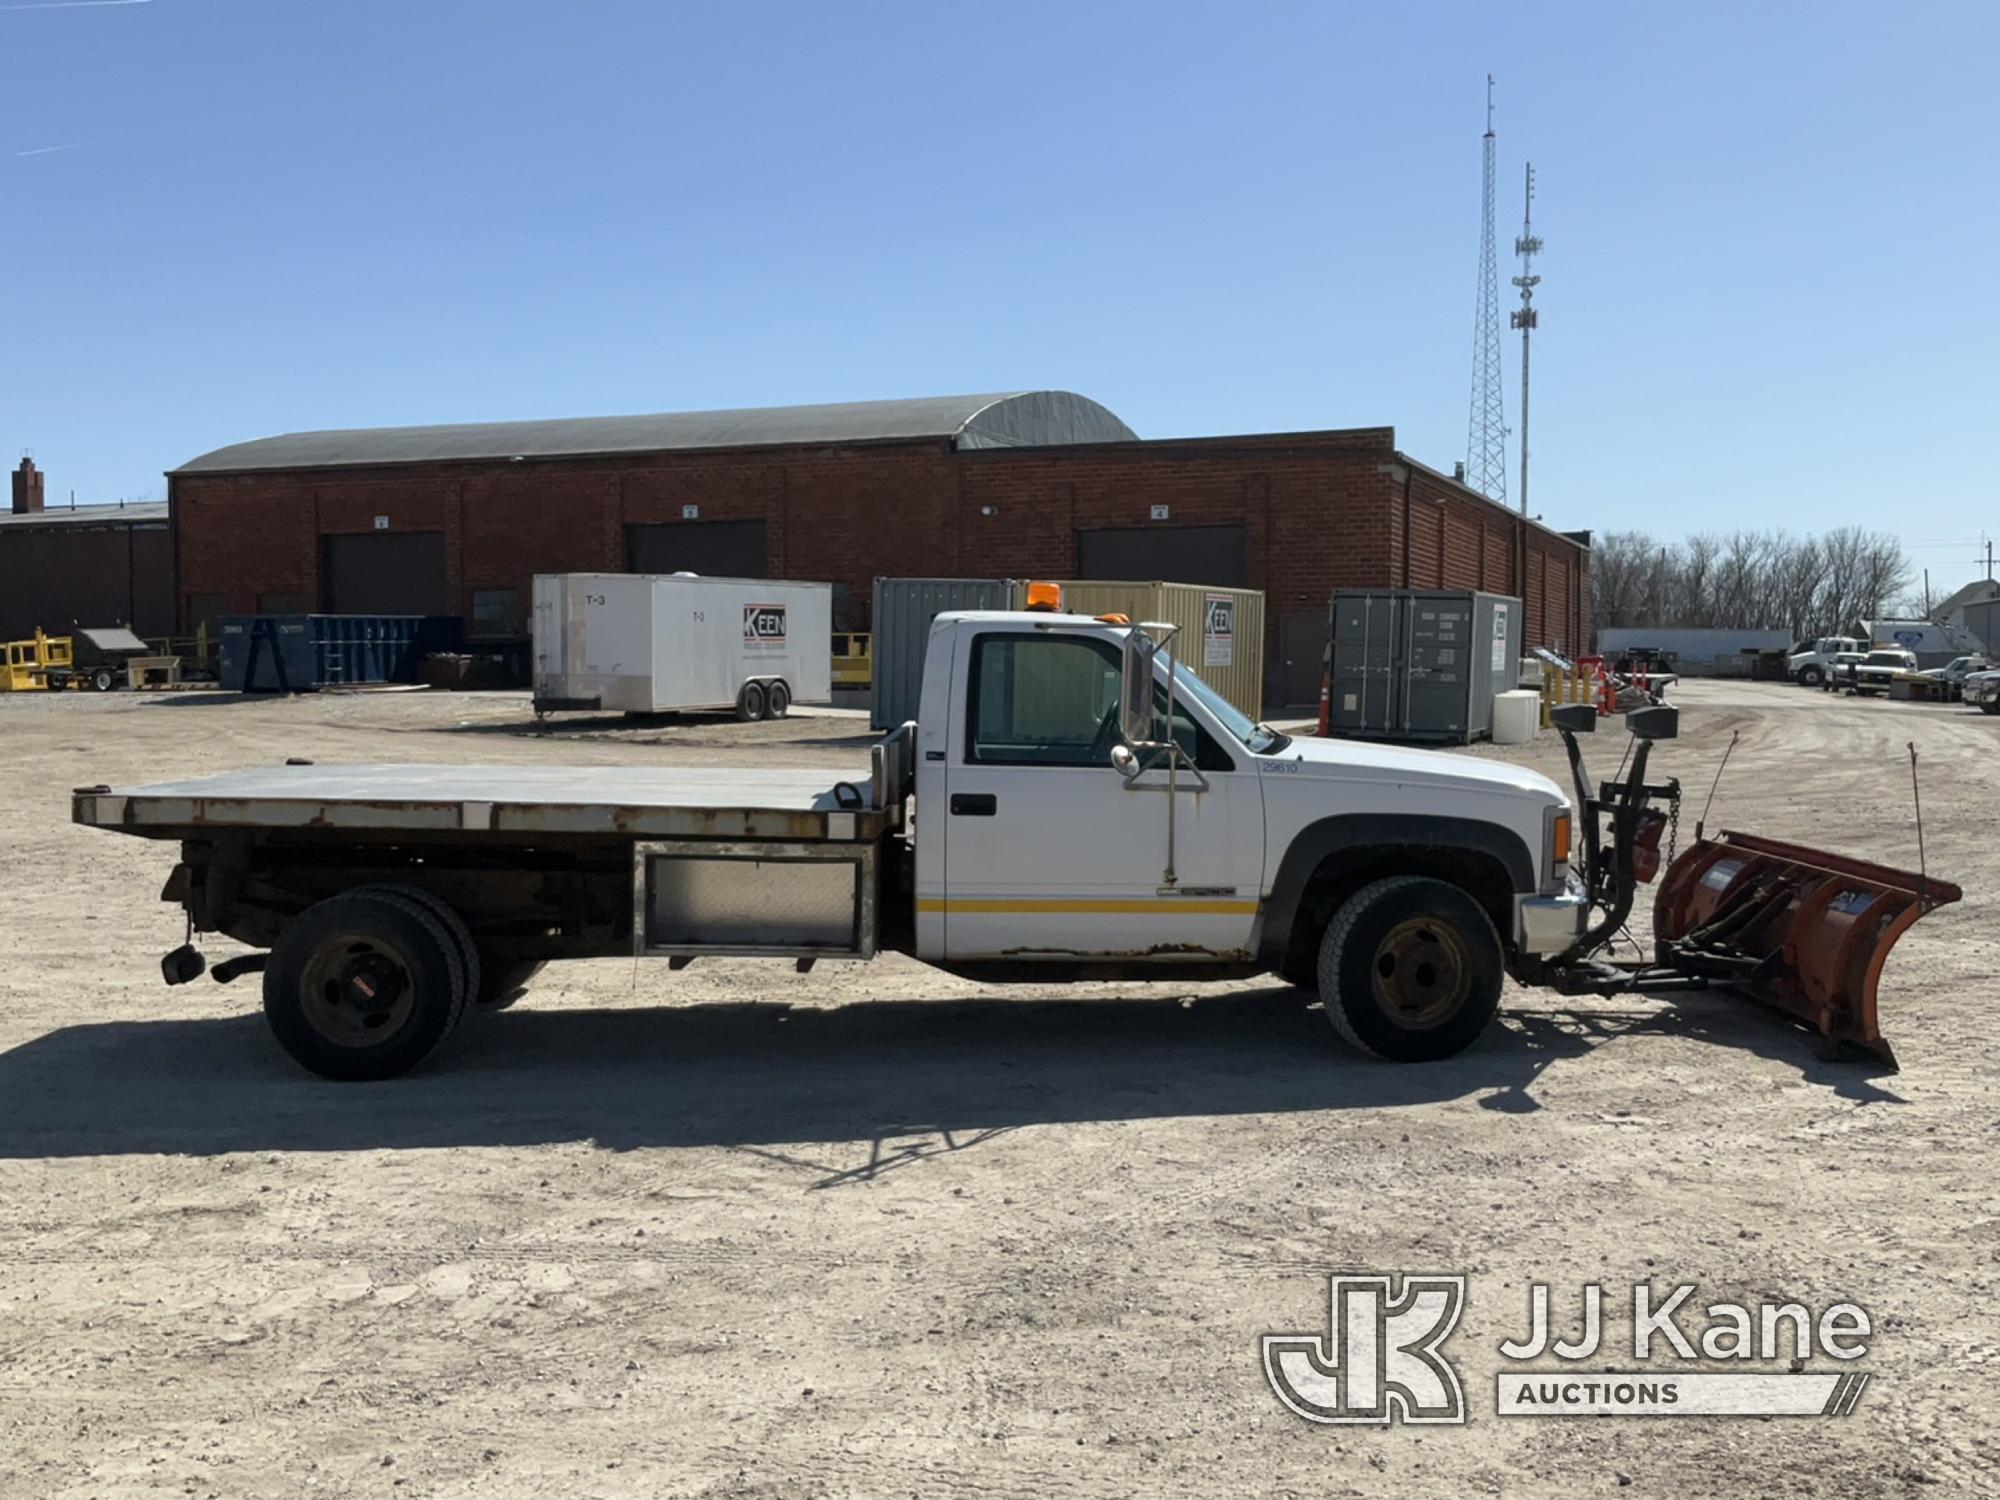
1262;1275;1467;1425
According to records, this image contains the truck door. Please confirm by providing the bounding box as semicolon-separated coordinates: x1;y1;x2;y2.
935;629;1264;961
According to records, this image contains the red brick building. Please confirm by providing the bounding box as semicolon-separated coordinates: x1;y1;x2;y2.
0;458;174;641
168;391;1590;710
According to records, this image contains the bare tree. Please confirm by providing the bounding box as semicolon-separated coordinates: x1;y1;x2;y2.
1589;527;1911;644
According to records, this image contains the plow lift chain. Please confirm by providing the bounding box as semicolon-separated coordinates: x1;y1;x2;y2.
1538;703;1959;1071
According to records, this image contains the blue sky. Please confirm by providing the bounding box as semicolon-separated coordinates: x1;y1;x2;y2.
4;1;1995;580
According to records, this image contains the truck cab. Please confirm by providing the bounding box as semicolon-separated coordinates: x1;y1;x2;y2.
910;611;1580;1025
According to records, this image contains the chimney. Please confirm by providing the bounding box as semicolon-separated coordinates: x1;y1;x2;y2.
12;457;44;515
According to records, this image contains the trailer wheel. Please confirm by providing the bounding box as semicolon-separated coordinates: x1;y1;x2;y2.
478;959;545;1010
766;679;791;718
735;681;768;722
1316;876;1503;1062
262;892;471;1081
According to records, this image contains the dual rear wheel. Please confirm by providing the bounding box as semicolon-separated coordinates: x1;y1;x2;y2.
263;886;543;1080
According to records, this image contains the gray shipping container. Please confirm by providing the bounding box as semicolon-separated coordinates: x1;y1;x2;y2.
1326;589;1523;744
870;578;1016;729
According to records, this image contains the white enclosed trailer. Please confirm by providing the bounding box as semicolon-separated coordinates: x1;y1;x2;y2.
533;573;832;720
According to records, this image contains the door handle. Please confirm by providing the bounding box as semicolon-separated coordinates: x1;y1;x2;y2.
949;792;997;817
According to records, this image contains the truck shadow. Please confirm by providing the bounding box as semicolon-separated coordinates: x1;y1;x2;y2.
0;988;1893;1163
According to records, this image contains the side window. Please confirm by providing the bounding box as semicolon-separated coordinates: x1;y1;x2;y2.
968;634;1121;766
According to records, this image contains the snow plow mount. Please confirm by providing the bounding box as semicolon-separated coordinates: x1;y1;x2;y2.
1543;704;1959;1070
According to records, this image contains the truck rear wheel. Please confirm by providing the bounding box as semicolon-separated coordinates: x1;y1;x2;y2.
262;891;470;1080
1316;876;1502;1062
735;681;767;722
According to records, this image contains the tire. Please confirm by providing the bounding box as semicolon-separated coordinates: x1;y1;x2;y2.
1982;703;1999;716
765;679;791;719
1798;666;1824;687
90;667;115;692
478;959;545;1011
735;681;767;722
1316;876;1503;1062
262;891;471;1081
354;884;481;1015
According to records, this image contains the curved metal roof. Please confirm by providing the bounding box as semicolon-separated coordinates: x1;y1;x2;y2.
173;391;1136;475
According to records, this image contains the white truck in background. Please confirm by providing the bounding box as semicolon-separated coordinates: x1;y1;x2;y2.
533;572;832;721
1787;635;1864;687
72;601;1952;1081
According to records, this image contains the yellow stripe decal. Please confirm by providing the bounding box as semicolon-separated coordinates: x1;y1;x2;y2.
917;897;1259;915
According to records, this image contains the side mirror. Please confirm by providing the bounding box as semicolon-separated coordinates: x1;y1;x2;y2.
1120;628;1158;746
1109;743;1140;780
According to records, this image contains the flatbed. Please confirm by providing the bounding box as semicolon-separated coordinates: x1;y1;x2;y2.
74;760;899;842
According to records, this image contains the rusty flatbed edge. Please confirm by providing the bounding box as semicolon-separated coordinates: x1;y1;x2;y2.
72;763;890;842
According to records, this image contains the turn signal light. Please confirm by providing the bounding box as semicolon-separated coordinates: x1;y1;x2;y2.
1551;813;1572;867
1095;612;1130;625
1024;581;1063;612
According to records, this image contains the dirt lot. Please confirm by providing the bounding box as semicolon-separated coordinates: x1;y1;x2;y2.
0;681;1993;1498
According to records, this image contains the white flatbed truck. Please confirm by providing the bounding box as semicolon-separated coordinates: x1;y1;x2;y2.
74;606;1950;1079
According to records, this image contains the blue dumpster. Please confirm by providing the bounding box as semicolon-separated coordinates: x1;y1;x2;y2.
217;615;465;693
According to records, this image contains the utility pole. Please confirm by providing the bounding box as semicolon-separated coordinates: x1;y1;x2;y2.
1510;163;1542;517
1465;76;1508;502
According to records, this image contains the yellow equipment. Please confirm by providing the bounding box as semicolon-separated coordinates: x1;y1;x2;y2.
832;631;872;689
0;631;75;693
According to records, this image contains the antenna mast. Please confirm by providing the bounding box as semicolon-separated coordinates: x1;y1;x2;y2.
1465;76;1507;502
1510;163;1542;516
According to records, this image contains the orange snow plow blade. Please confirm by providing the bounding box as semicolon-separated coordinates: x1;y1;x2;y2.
1653;830;1960;1069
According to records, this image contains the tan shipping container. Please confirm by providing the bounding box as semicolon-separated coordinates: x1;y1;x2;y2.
1051;580;1266;718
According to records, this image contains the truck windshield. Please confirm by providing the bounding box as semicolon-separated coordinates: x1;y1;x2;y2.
1158;650;1289;754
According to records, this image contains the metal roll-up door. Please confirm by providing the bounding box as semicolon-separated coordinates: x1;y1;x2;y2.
1075;525;1247;587
624;520;768;578
319;532;448;616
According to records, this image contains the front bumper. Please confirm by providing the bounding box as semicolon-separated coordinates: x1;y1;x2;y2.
1516;881;1587;955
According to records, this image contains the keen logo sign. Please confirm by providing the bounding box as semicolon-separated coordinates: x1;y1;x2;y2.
1204;594;1235;668
743;605;788;651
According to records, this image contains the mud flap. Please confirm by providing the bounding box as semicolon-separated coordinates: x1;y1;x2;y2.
1653;830;1961;1069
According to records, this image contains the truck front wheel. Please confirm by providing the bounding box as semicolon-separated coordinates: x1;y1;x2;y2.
1316;876;1503;1062
262;891;471;1080
1798;665;1824;687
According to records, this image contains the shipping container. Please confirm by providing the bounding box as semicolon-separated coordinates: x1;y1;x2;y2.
217;615;465;693
869;578;1017;729
1325;589;1522;744
1052;581;1266;719
533;573;831;719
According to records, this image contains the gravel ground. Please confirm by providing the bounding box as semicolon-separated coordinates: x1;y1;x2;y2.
0;681;1993;1498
